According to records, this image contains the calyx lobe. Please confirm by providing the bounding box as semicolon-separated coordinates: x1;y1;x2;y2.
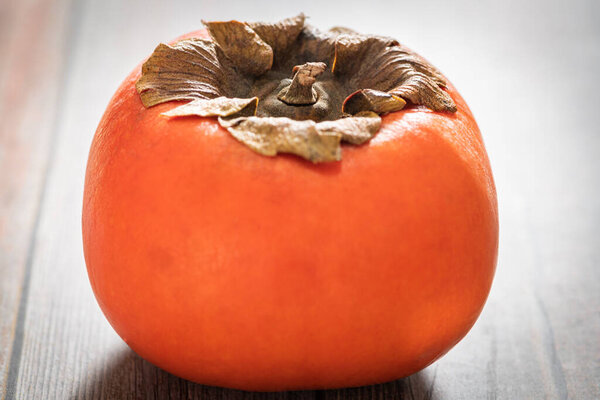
136;14;456;163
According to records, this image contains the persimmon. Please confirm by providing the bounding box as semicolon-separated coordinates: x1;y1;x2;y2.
82;14;498;391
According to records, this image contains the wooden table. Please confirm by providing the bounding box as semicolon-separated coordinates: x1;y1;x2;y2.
1;0;599;398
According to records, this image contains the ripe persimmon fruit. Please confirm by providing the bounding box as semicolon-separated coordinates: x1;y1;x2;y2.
83;15;498;391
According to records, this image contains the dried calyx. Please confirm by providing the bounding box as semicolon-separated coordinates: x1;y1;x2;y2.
136;14;456;162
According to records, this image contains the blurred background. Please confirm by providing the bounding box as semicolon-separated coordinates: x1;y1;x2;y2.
1;0;599;398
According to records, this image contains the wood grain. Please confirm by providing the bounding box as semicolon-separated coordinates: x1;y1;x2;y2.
0;0;72;398
1;0;599;398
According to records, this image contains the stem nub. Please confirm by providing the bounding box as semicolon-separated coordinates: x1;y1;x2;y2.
277;62;326;105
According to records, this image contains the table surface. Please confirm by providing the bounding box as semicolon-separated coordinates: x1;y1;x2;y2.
1;0;599;398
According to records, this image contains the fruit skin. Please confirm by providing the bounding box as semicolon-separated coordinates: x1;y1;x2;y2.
82;29;498;391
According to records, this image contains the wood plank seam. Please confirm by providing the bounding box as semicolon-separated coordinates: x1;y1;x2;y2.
3;0;82;398
526;207;569;399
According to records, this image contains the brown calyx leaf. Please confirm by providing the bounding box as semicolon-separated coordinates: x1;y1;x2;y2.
332;34;456;113
218;113;381;163
136;39;223;107
316;111;381;145
248;14;305;63
328;26;359;36
203;20;273;76
342;89;406;115
292;27;337;67
332;34;397;76
389;73;457;112
219;116;342;162
162;97;258;118
136;15;458;163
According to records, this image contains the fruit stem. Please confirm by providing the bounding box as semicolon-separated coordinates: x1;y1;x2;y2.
277;62;326;105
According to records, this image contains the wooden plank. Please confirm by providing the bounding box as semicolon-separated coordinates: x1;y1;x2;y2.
70;343;316;400
0;0;73;398
5;0;600;398
69;341;424;400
